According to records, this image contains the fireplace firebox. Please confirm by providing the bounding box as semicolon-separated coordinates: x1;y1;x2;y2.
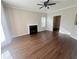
29;25;38;35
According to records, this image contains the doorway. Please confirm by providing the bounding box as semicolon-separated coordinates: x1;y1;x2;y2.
53;15;61;32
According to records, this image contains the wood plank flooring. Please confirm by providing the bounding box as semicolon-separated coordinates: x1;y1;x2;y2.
1;31;77;59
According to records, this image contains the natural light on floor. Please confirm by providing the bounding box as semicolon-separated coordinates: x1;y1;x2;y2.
2;50;13;59
59;28;71;35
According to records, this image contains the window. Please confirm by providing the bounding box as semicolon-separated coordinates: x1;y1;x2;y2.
41;17;46;27
0;22;6;43
1;8;6;43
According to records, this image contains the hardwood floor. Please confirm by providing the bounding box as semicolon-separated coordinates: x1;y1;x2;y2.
2;31;77;59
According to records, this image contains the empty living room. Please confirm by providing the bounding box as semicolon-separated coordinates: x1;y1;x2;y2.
1;0;77;59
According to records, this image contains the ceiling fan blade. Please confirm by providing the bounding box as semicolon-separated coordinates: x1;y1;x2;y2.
40;7;43;9
37;4;43;5
48;3;56;5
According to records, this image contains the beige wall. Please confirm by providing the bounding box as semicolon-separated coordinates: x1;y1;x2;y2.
47;7;77;39
3;5;77;39
4;6;47;37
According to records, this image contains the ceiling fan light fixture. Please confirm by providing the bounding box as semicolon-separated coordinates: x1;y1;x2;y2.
37;0;56;9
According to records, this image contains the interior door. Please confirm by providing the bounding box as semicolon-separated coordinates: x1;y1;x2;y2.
53;16;61;32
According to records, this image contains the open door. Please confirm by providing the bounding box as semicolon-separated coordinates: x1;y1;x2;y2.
53;16;61;32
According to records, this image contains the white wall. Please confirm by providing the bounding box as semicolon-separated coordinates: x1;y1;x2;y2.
4;6;47;37
47;7;77;39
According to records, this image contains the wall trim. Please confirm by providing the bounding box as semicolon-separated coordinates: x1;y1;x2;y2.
70;35;77;40
47;5;76;14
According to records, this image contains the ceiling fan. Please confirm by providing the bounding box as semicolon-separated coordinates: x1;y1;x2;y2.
37;0;56;9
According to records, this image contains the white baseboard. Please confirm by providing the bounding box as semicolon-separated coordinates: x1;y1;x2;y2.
70;35;77;40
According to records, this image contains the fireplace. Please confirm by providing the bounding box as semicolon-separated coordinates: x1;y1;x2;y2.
29;25;38;35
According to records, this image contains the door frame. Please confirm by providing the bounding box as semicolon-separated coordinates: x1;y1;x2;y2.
53;15;61;32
